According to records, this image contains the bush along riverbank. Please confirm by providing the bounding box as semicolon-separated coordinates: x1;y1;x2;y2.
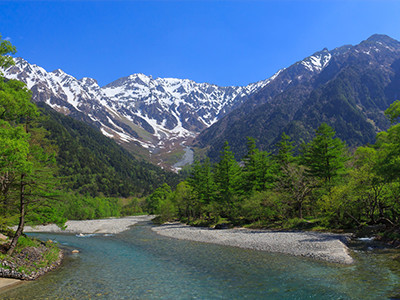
0;235;63;281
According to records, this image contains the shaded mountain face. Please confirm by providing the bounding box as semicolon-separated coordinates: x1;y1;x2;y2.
3;58;271;167
194;34;400;160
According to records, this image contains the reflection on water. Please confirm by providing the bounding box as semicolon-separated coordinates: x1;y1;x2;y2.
1;222;399;299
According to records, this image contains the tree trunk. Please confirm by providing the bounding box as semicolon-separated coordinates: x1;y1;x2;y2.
299;200;303;219
7;174;25;256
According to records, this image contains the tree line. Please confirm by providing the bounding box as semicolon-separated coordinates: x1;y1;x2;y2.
146;106;400;237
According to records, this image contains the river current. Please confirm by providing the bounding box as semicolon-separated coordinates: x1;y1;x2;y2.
1;221;399;299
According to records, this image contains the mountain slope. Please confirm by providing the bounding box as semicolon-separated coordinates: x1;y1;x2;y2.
194;34;400;159
38;103;179;197
4;59;273;167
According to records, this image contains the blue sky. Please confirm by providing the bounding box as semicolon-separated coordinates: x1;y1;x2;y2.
1;1;400;87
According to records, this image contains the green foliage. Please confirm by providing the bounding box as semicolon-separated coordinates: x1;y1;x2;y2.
120;197;144;216
0;36;67;254
375;122;400;182
385;100;400;124
173;181;196;221
274;133;295;168
187;158;216;206
242;137;276;193
145;183;172;214
153;116;400;234
240;190;284;225
53;192;122;220
38;104;179;197
0;34;16;73
16;235;38;249
301;123;348;186
214;141;242;211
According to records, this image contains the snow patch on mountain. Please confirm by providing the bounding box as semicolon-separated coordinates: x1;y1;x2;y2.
2;57;276;154
301;51;332;72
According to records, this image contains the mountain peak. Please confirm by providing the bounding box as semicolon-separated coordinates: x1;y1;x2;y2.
366;34;396;43
52;68;66;76
362;34;400;49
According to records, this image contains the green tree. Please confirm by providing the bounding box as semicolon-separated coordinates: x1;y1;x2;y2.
145;183;172;214
214;141;242;217
242;137;275;193
275;164;315;219
275;133;295;170
375;101;400;183
0;34;16;73
319;146;394;228
385;100;400;124
301;123;348;186
188;158;216;206
173;181;195;221
0;35;65;254
0;120;30;229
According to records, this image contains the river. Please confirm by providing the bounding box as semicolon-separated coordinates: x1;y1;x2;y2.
173;146;194;169
1;221;399;299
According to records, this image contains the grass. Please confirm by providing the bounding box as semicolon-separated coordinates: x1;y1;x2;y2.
14;235;39;252
0;235;61;277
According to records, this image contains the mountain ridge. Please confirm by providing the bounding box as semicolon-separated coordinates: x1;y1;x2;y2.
194;34;400;160
3;57;275;167
4;34;400;166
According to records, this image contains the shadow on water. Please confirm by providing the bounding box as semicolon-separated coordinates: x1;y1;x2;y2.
1;221;400;299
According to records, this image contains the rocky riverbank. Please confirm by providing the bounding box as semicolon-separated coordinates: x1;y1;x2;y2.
0;247;63;281
0;235;64;289
152;222;354;264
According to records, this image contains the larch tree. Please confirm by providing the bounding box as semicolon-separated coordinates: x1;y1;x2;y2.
214;141;242;217
301;123;348;186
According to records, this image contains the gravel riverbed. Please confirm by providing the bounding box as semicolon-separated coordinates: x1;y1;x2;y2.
152;222;354;264
22;215;154;234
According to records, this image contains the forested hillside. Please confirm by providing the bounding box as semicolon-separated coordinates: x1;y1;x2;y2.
38;103;179;197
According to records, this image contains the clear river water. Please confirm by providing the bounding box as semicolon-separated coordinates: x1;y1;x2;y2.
1;221;400;299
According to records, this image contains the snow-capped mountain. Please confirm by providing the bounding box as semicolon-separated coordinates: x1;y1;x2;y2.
6;35;390;167
194;34;400;160
3;58;271;155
